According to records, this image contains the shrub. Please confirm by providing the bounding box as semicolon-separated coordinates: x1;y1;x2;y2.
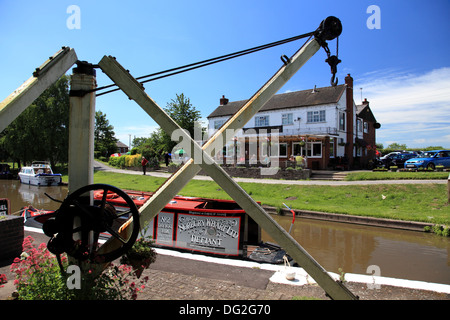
10;236;150;300
108;156;120;168
109;154;143;168
125;154;142;167
10;236;74;300
0;273;7;288
431;224;450;237
148;156;160;169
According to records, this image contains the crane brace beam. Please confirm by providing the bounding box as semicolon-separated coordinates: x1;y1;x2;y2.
0;47;78;132
98;35;357;300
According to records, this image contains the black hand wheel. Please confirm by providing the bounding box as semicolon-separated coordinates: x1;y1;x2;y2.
45;183;140;263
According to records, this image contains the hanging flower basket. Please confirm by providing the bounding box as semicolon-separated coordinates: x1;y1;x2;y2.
121;237;157;278
299;140;306;146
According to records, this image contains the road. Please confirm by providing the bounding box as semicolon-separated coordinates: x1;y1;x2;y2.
94;160;448;186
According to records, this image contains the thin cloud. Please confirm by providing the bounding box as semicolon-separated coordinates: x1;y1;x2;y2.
356;67;450;148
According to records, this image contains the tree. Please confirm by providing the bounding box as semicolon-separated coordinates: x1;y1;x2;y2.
375;143;384;150
94;111;118;158
387;142;407;151
161;93;201;153
132;130;164;160
129;94;203;160
0;75;70;167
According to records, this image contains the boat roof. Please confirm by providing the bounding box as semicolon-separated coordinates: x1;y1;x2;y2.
165;196;246;213
32;161;51;167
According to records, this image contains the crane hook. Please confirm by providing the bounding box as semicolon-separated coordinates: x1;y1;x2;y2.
330;73;338;86
325;55;341;87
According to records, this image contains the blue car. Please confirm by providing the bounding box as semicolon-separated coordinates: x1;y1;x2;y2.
404;150;450;170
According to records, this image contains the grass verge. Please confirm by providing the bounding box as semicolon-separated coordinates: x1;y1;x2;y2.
90;171;450;225
345;171;449;181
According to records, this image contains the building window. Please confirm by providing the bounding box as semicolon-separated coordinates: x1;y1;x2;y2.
255;115;269;127
307;110;325;123
214;119;225;130
310;142;322;158
363;122;368;133
329;139;335;158
357;118;363;133
282;113;293;125
339;112;346;131
292;141;322;158
293;142;303;156
279;143;287;157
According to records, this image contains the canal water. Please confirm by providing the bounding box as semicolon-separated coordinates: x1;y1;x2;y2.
1;180;449;285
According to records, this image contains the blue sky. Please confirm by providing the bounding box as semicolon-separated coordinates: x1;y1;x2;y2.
1;0;449;149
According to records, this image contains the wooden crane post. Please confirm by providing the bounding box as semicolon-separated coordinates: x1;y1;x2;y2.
0;47;77;132
67;61;97;194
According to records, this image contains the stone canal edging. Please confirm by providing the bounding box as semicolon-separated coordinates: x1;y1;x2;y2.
263;205;435;232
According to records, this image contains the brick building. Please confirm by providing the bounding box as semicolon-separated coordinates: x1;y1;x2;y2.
207;74;380;170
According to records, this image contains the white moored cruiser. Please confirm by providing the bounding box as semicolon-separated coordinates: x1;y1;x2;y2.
18;161;62;186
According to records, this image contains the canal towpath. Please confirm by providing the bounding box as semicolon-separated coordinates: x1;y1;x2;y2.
93;160;448;186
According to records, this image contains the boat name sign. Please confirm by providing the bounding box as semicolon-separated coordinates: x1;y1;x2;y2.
176;214;241;255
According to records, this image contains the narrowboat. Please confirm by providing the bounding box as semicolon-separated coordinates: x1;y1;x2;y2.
21;189;289;264
93;190;262;259
18;161;62;186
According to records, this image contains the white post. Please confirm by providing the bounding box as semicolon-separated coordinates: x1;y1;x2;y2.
448;172;450;204
68;62;96;194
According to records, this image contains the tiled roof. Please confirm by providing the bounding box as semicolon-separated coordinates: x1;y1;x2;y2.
356;104;377;123
207;84;346;118
116;141;128;148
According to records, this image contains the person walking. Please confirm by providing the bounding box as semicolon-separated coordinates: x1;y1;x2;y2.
141;156;149;175
164;152;171;167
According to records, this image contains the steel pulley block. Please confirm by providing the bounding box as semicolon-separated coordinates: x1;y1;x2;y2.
316;16;342;42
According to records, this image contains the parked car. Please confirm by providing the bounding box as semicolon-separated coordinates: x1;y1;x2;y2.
382;153;417;169
404;150;450;170
379;152;400;161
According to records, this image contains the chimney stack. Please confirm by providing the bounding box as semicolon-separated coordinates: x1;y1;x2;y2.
220;95;229;106
362;98;369;105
